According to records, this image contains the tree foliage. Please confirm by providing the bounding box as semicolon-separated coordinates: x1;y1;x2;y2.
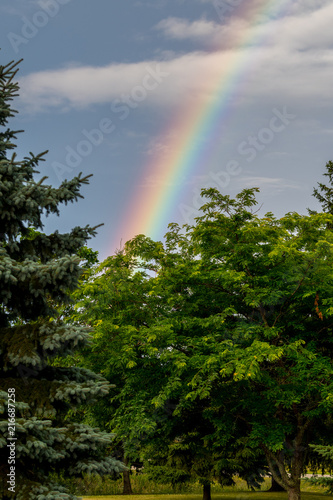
312;160;333;214
77;183;333;500
0;59;124;499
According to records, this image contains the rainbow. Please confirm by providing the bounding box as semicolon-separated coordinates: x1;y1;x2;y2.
111;0;291;252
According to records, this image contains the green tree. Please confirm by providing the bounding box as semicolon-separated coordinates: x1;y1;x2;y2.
301;161;333;493
307;444;333;493
114;187;333;500
74;236;268;500
0;59;124;499
70;252;159;494
312;160;333;214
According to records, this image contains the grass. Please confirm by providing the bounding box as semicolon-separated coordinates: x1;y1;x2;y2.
82;494;328;500
80;477;329;500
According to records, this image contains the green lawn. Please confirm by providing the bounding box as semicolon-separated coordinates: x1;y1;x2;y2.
78;473;329;500
82;493;327;500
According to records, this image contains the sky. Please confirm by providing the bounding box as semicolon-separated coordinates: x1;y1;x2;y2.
0;0;333;260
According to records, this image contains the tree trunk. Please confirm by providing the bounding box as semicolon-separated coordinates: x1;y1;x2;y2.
122;457;133;495
203;483;211;500
287;485;301;500
263;441;305;500
269;476;286;492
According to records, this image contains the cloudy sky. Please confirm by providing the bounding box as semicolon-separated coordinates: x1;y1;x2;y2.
1;0;332;259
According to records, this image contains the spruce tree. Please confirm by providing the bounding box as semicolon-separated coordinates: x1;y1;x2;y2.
0;59;124;499
313;161;333;213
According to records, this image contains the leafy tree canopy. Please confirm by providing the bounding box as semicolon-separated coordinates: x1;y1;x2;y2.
75;183;333;500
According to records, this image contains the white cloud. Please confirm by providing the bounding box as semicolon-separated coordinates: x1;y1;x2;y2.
17;2;333;113
18;59;172;112
240;176;302;191
146;139;171;157
155;17;221;41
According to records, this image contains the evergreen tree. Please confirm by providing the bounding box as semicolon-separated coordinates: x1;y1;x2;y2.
308;445;333;494
0;59;124;499
313;161;333;214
